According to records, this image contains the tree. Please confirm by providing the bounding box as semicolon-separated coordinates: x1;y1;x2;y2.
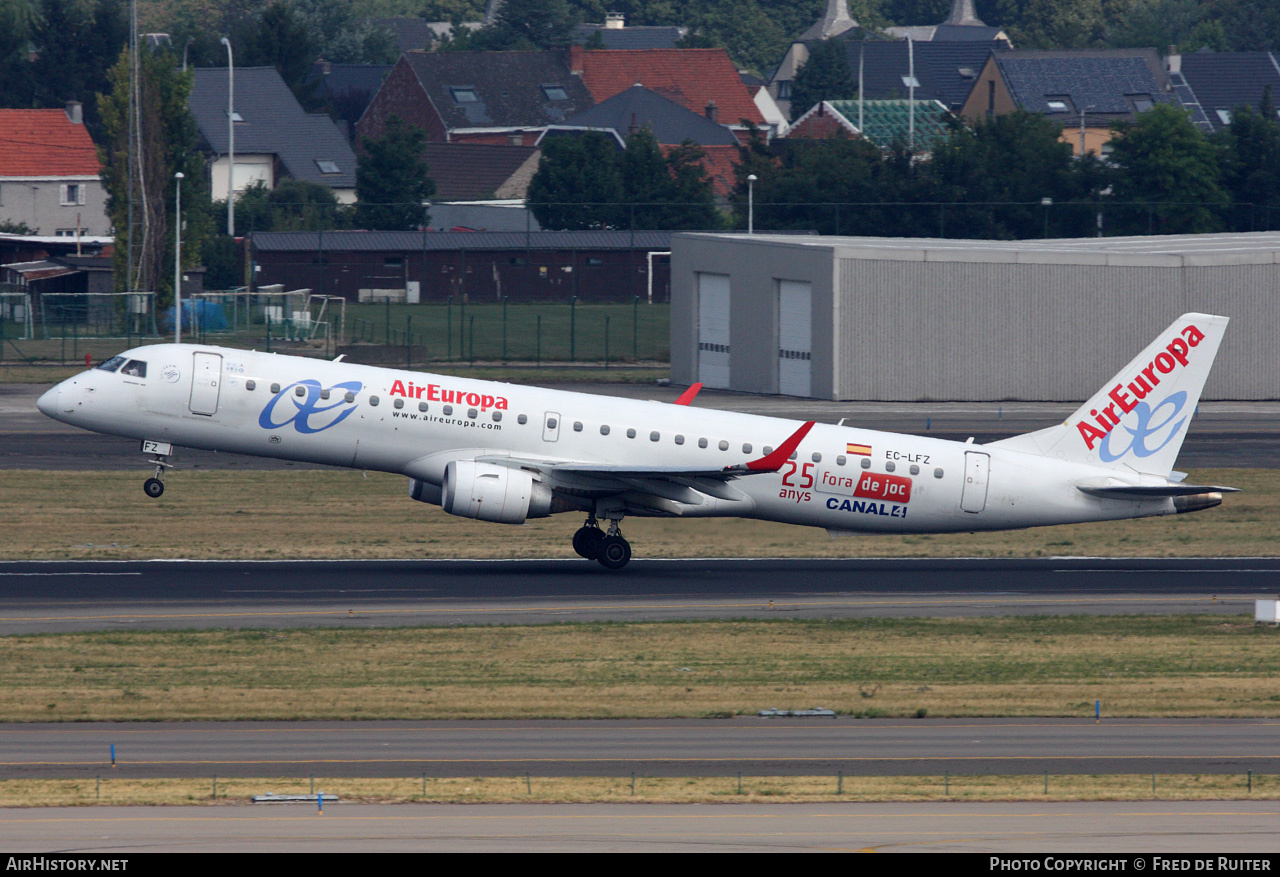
1215;102;1280;227
527;133;626;229
663;140;722;230
992;0;1106;48
476;0;577;50
788;39;856;123
98;47;209;301
1106;103;1229;234
355;116;434;231
28;0;128;134
238;1;320;110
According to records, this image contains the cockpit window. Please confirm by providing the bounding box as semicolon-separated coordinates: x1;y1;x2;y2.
120;360;147;378
96;355;127;373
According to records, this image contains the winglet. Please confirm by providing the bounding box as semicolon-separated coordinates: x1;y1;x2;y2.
673;383;703;406
741;421;816;472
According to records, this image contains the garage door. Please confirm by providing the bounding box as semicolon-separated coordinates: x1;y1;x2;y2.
697;273;731;389
777;280;812;397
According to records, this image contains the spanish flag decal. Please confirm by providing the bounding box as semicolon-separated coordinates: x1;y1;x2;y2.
846;443;872;456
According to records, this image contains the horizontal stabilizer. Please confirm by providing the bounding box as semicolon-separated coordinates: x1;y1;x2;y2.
1076;483;1239;499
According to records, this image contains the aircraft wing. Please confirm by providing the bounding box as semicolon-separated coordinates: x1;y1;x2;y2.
1076;483;1239;499
473;421;815;513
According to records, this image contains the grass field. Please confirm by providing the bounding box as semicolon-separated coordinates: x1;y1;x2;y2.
0;468;1271;561
3;773;1275;807
2;616;1277;721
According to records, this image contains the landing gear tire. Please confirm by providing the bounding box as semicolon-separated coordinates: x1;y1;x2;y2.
573;526;604;560
596;534;632;570
143;477;165;499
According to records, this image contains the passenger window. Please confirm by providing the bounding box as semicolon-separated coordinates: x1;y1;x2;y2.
295;386;306;397
909;464;920;475
121;360;147;377
934;468;944;479
443;405;453;415
96;355;126;372
718;440;729;451
698;438;708;448
468;408;477;418
675;435;684;445
344;392;356;403
547;417;558;430
492;411;502;422
573;422;583;432
420;402;429;412
742;443;752;454
370;396;380;406
763;446;773;455
649;431;660;442
320;389;330;400
812;452;822;463
394;398;404;409
518;414;528;424
246;380;256;391
861;458;871;469
885;461;895;472
271;383;281;394
836;455;846;466
627;428;636;439
600;425;610;435
789;451;797;460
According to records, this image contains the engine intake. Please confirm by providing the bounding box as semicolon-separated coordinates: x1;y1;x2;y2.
440;460;553;524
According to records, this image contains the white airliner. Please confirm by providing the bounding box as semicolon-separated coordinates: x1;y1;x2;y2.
37;312;1234;569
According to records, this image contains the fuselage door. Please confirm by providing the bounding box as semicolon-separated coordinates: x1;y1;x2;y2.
189;351;222;416
542;411;561;442
960;451;990;513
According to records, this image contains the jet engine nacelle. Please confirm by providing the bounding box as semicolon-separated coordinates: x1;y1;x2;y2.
439;460;553;524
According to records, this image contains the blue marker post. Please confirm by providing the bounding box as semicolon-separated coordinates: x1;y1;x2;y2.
110;744;116;768
1095;700;1101;723
317;790;323;815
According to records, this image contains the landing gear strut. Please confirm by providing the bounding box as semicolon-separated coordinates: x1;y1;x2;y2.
141;441;173;499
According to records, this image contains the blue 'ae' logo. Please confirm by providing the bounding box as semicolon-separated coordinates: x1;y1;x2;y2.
259;380;363;434
1098;391;1188;462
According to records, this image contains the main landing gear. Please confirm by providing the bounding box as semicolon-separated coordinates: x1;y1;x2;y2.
141;441;174;499
572;516;632;570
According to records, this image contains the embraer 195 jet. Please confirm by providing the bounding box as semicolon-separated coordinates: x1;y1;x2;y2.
37;312;1234;569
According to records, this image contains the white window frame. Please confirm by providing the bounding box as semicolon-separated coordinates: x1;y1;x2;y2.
60;183;86;206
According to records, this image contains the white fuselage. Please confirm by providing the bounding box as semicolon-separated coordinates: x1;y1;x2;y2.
38;344;1177;533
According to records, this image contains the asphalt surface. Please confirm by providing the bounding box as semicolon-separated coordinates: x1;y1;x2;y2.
2;718;1277;780
7;801;1279;852
0;557;1275;633
4;382;1280;469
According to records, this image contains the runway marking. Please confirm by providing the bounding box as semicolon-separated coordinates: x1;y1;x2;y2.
0;594;1252;624
0;573;141;577
1;720;1277;737
8;754;1280;766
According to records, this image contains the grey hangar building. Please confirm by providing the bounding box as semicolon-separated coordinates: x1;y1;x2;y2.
669;232;1280;401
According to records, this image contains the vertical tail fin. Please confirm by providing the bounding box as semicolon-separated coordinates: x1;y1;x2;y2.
991;313;1228;476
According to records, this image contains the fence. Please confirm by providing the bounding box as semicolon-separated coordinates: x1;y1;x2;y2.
0;290;669;369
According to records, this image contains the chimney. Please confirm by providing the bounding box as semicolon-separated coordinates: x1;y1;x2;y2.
605;12;625;29
629;112;639;135
705;101;718;123
65;101;83;124
569;44;585;74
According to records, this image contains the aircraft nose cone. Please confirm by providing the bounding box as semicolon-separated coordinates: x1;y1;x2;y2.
36;385;60;418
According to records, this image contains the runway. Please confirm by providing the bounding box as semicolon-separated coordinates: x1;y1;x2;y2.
2;717;1277;779
0;557;1273;634
5;801;1278;852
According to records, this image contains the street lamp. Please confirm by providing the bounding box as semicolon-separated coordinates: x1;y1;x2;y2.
220;36;234;237
747;174;757;234
174;171;184;344
1078;104;1095;157
1041;196;1053;239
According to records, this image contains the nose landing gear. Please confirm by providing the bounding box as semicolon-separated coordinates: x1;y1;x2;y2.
140;440;173;499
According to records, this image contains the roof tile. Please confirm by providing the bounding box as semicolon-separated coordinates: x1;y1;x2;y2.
0;110;99;177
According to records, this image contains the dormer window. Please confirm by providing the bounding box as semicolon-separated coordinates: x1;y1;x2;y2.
1046;100;1068;112
1128;94;1154;112
316;160;340;174
451;86;478;103
1045;95;1073;113
541;84;569;101
901;75;921;88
